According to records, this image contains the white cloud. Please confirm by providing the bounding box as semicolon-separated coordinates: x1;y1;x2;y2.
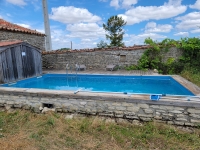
15;23;31;29
50;6;101;24
165;0;182;6
0;15;2;19
122;0;138;8
66;23;105;39
125;33;167;46
144;22;173;33
175;12;200;30
110;0;138;9
6;0;26;6
118;0;187;25
189;0;200;10
49;23;106;50
190;29;200;33
174;32;189;37
50;29;71;50
110;0;120;9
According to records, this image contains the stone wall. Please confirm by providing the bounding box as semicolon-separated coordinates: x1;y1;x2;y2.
0;87;200;127
0;30;45;51
42;47;182;70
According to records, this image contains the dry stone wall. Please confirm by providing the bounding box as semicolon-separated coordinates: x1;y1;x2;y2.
42;47;182;70
0;30;45;50
0;88;200;127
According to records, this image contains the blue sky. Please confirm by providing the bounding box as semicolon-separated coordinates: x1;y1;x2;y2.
0;0;200;50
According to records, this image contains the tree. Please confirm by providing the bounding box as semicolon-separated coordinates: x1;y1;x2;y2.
103;15;126;47
97;40;108;48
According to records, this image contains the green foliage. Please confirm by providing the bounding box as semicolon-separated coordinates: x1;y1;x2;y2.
181;68;200;87
178;37;200;68
125;64;138;71
103;15;126;47
59;48;70;51
129;37;200;76
97;40;108;48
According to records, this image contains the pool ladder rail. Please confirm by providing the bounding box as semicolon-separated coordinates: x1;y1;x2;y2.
66;64;80;75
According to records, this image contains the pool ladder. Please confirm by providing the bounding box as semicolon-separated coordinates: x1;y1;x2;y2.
66;64;79;76
66;64;79;87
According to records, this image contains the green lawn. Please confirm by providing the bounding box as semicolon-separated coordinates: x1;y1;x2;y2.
0;110;200;150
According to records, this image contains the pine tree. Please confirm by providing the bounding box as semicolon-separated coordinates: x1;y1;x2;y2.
103;15;126;47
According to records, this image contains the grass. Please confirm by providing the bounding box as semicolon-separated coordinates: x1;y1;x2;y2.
181;69;200;87
0;110;200;150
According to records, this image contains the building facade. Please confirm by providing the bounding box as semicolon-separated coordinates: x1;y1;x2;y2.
0;19;45;51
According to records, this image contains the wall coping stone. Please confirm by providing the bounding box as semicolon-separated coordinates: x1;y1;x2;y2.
0;87;200;108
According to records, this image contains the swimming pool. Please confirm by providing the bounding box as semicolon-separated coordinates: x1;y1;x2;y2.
2;74;194;96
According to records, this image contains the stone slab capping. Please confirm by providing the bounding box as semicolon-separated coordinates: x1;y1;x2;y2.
0;87;200;127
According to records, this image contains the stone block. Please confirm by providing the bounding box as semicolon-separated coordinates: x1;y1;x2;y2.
176;118;188;122
154;116;162;120
156;112;161;116
155;109;166;113
0;100;5;104
80;102;87;105
62;108;70;113
174;121;185;126
173;107;185;111
99;112;114;117
162;113;174;117
144;109;154;114
169;110;182;114
127;106;140;112
137;103;149;109
177;114;187;118
185;122;195;127
22;104;31;110
189;114;200;119
159;105;174;110
190;119;200;123
138;114;153;118
62;103;72;107
150;105;160;109
56;108;63;112
167;121;174;125
139;117;152;121
121;102;135;107
108;106;115;110
126;115;138;119
187;108;200;114
6;101;14;105
32;107;41;113
14;104;22;108
115;106;126;111
112;103;122;106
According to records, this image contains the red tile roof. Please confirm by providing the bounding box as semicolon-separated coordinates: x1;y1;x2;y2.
42;45;151;55
0;40;23;47
0;19;45;36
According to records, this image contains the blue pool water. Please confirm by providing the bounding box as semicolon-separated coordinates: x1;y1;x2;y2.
2;74;194;96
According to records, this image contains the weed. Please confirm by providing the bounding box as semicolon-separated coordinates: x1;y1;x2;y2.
46;117;55;126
